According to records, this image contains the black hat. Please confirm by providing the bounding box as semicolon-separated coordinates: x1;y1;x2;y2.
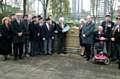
11;14;15;16
37;15;41;18
116;14;120;20
32;16;36;19
46;18;50;21
105;14;111;17
38;17;43;20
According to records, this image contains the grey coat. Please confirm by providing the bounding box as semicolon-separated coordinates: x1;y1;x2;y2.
82;22;95;44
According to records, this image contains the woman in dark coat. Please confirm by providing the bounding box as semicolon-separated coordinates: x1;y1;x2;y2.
0;17;12;61
79;19;86;56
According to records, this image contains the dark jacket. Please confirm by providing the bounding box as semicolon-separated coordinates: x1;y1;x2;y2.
93;31;108;42
82;22;95;44
29;21;40;41
56;23;67;38
79;25;84;38
101;21;114;38
51;21;56;31
23;20;30;39
111;25;120;44
42;23;54;40
36;22;43;39
11;19;26;43
0;24;12;51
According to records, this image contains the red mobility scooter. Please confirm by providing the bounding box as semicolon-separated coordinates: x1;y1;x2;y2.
92;37;110;65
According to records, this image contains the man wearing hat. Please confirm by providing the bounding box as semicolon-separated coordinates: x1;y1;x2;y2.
29;16;40;56
36;17;44;54
111;16;120;69
11;14;16;21
42;18;54;55
101;14;114;56
49;14;56;53
11;13;26;60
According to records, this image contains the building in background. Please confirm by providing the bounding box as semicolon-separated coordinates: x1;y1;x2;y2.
68;0;87;20
90;0;111;17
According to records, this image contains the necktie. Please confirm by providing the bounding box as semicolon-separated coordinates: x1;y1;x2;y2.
112;25;119;36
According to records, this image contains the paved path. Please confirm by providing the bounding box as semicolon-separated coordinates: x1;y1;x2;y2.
0;53;119;79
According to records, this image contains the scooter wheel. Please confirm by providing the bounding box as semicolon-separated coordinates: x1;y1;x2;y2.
104;58;110;65
92;57;96;63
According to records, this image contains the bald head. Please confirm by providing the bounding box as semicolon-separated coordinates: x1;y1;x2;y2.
87;15;92;22
98;26;103;32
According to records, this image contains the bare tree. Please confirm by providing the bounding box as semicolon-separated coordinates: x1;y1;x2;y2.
110;0;118;21
90;0;100;25
39;0;50;20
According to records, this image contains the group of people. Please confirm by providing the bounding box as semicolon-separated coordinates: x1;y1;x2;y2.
79;14;120;69
0;13;67;61
0;12;120;69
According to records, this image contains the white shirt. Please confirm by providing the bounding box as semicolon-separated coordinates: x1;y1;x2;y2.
61;23;64;29
46;23;49;30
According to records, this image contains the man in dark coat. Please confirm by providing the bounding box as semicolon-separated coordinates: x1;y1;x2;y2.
49;14;56;53
42;18;54;55
36;17;44;54
111;16;120;69
11;13;26;60
29;16;40;56
82;15;95;61
101;14;114;55
23;14;30;57
56;17;67;54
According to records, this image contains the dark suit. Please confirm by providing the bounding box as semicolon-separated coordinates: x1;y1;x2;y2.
36;23;44;54
101;21;114;53
111;25;120;61
50;21;56;53
56;23;67;54
23;20;30;55
0;24;12;55
29;21;40;56
82;22;95;60
42;23;54;54
11;19;26;59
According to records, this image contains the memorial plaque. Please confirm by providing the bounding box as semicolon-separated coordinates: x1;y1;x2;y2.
66;26;80;48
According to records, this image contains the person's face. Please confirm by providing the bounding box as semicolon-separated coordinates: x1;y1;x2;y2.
87;17;92;22
98;27;103;32
5;19;9;25
33;18;36;21
106;17;111;21
80;21;84;25
46;20;50;24
16;15;20;19
118;20;120;24
39;19;43;23
23;16;28;21
59;19;64;24
11;15;16;20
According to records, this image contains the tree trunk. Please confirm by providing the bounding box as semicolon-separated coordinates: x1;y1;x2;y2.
23;0;26;15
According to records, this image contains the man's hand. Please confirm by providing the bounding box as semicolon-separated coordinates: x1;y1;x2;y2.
52;37;54;40
111;38;115;41
83;34;86;38
18;32;22;37
43;38;46;40
38;33;40;36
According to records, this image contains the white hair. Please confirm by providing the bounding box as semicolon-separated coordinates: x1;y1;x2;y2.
80;19;85;23
87;15;92;18
59;17;64;21
98;26;103;29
